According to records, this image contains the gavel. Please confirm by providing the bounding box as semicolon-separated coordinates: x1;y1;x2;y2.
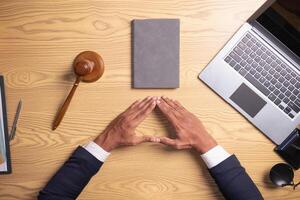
52;51;104;130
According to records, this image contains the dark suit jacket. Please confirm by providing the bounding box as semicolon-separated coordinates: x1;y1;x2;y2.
38;146;263;200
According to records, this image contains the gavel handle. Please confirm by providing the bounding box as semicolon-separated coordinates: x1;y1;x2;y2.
52;77;81;130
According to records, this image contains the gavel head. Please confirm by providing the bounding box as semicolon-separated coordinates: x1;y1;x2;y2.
73;51;105;82
74;59;94;76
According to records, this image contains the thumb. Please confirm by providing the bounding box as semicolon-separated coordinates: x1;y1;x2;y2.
132;135;158;144
158;137;177;146
159;137;192;150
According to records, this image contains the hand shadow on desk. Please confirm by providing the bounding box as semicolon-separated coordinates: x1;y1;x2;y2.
152;108;225;200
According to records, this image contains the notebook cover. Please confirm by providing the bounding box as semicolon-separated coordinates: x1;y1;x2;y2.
132;19;180;88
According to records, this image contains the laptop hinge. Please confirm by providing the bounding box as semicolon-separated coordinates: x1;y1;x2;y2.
250;21;300;69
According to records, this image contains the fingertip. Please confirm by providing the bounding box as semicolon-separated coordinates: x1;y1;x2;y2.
138;136;148;143
144;136;152;142
150;137;160;143
148;98;157;110
151;97;156;103
162;96;170;104
157;99;163;105
143;136;159;143
150;96;156;103
147;101;156;111
159;136;168;143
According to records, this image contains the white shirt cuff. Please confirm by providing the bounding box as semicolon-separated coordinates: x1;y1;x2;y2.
200;145;231;169
82;141;111;162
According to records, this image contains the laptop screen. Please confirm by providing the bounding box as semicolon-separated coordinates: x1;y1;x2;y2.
256;0;300;58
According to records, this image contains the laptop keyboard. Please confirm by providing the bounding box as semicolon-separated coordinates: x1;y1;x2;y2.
224;32;300;119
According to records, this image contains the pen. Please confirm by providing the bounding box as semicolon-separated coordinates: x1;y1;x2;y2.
9;99;22;141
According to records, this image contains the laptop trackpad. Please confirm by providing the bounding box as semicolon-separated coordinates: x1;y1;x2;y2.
230;83;267;118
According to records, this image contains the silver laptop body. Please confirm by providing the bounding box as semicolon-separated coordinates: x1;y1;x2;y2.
199;0;300;145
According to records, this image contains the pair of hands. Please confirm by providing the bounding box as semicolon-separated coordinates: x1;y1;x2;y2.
94;96;217;154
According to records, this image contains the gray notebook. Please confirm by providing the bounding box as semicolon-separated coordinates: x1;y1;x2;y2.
132;19;180;88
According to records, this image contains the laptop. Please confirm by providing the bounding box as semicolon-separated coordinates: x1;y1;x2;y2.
199;0;300;145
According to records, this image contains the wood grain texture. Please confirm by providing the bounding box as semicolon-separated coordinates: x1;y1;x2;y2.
0;0;299;199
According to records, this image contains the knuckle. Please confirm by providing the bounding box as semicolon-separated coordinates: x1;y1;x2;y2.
130;101;138;107
120;116;132;126
122;118;130;124
137;103;144;108
136;113;142;119
176;114;184;121
121;122;132;130
118;115;126;121
117;119;132;130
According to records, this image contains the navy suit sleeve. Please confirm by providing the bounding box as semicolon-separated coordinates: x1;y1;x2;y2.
38;146;103;200
209;155;263;200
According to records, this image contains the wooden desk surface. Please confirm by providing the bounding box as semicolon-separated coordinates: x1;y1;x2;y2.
0;0;299;199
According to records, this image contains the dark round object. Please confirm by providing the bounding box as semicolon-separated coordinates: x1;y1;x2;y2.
269;163;294;187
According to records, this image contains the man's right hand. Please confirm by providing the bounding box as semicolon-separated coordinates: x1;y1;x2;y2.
155;96;217;154
94;96;158;152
